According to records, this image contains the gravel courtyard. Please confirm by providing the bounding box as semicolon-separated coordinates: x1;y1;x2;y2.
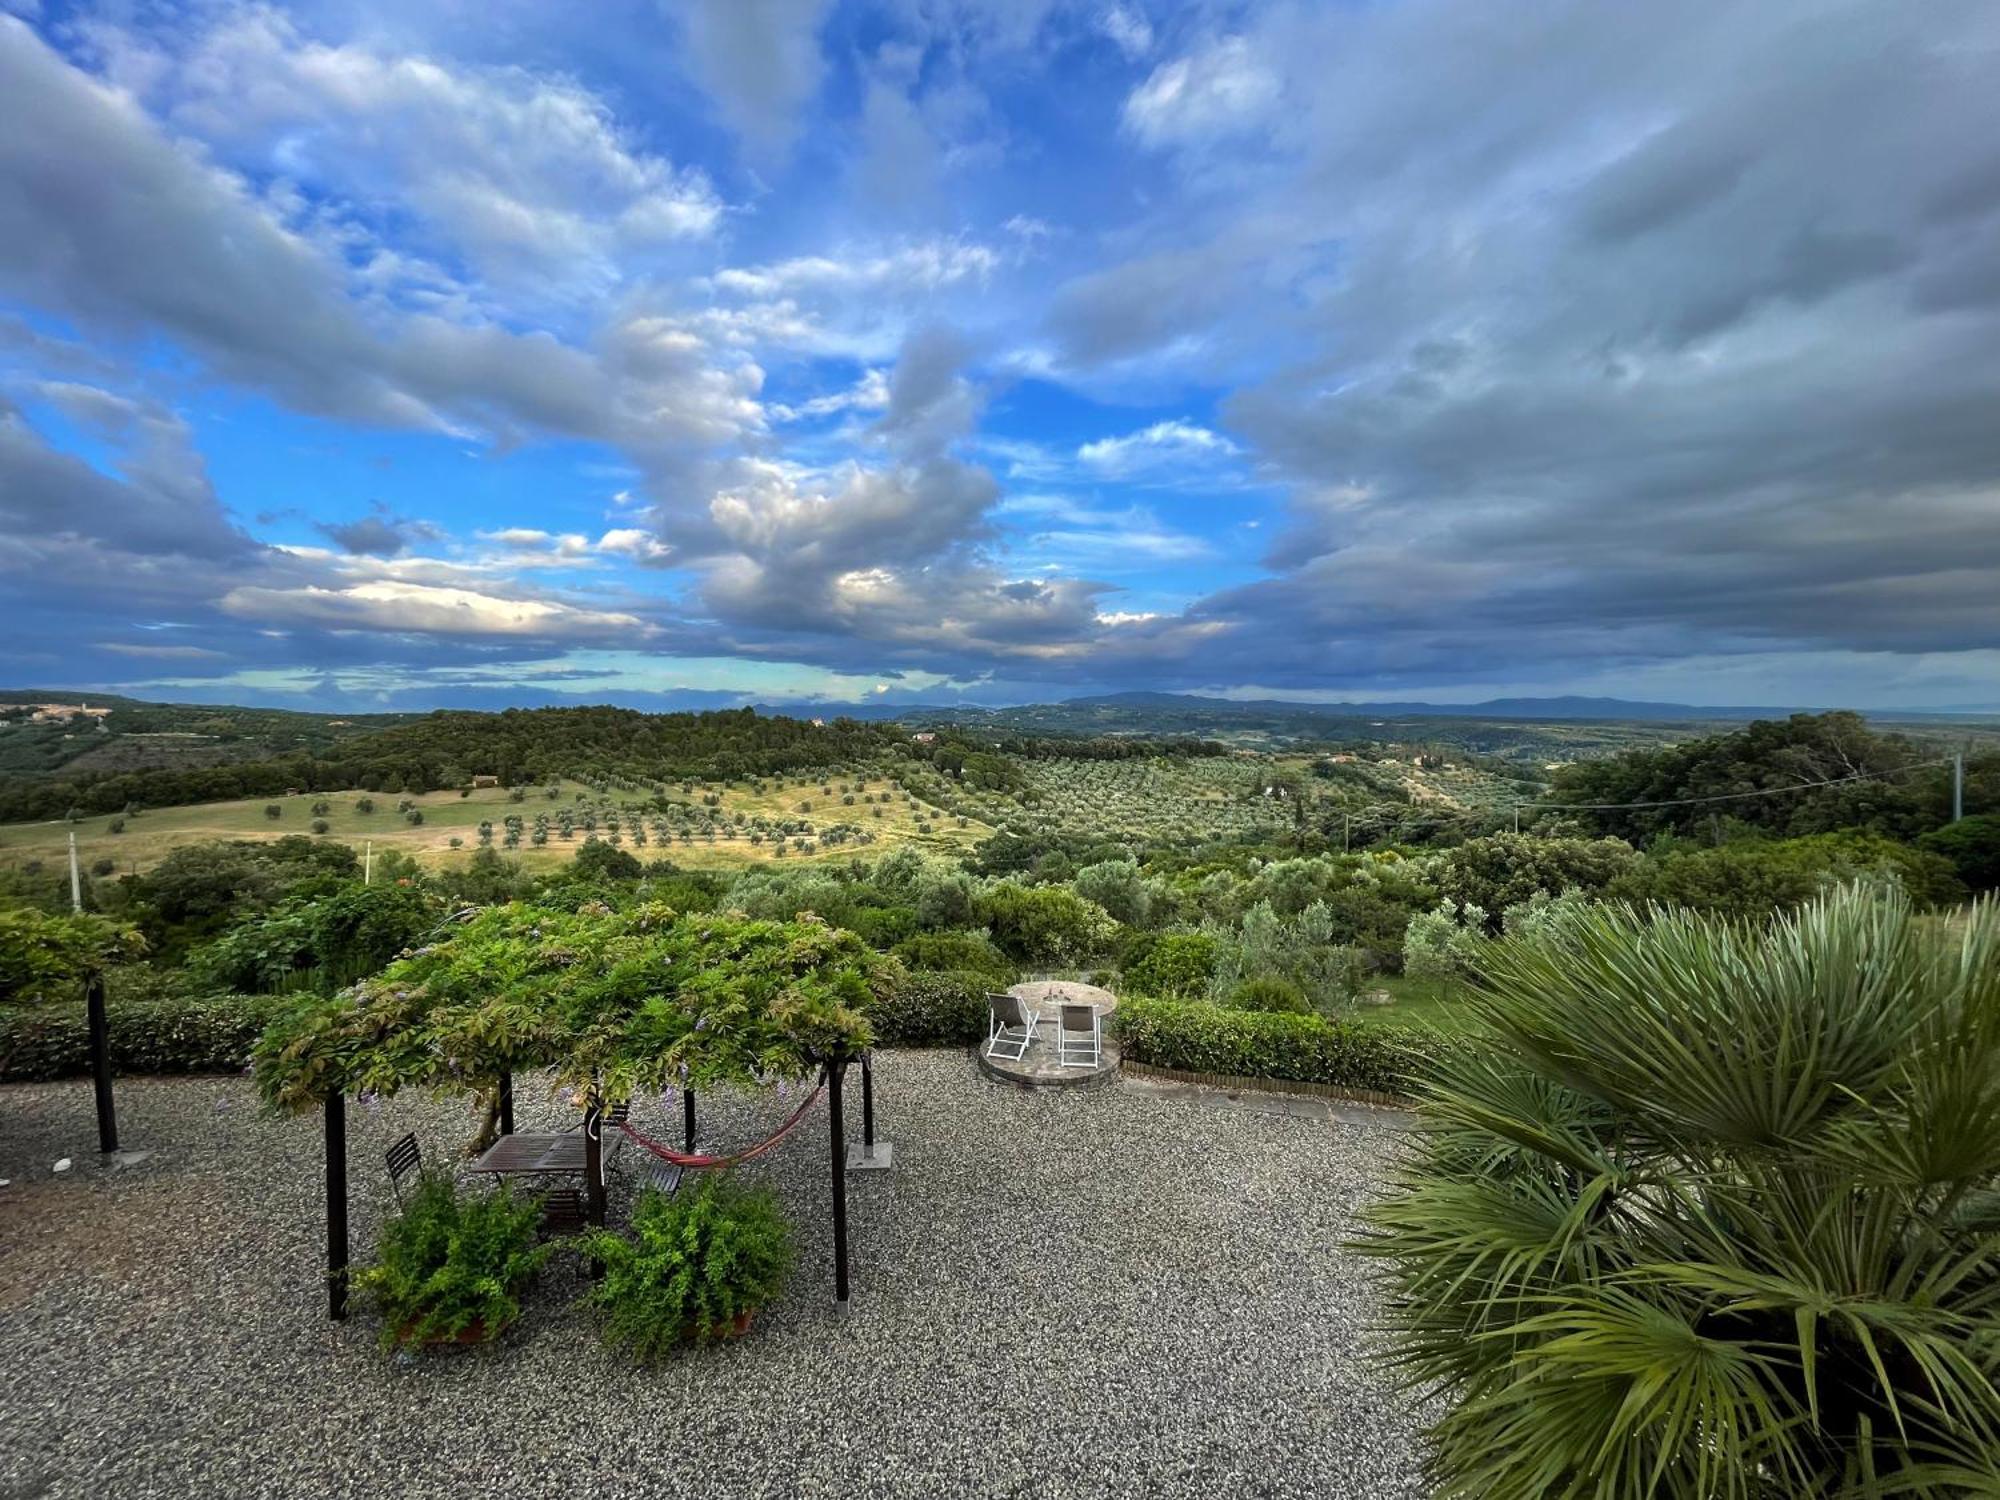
0;1053;1427;1500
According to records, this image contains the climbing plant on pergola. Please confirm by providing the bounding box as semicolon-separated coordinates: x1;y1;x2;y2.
1;905;144;1154
252;900;900;1319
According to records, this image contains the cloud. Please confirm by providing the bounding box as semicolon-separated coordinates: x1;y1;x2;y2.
1077;419;1239;479
217;579;651;642
1097;5;1153;60
1123;36;1279;147
675;0;832;156
0;20;760;451
111;8;721;299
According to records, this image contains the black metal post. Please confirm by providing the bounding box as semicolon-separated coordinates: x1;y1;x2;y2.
683;1087;697;1153
860;1051;875;1153
325;1093;348;1321
584;1096;606;1229
827;1058;849;1308
497;1072;514;1136
86;970;117;1154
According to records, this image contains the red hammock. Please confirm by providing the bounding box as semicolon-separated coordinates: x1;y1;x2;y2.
616;1078;827;1168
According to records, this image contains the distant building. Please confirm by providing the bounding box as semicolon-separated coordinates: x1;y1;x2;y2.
27;702;112;724
471;774;501;788
911;732;937;744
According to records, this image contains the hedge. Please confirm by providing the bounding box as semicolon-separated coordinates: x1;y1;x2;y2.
0;991;297;1082
863;969;994;1048
1113;995;1463;1097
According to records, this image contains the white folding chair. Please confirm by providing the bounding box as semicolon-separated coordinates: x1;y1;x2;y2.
1056;1003;1101;1069
986;992;1040;1061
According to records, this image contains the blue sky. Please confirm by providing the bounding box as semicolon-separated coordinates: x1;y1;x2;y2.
1;0;1997;712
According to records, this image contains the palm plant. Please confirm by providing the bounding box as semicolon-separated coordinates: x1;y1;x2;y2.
1362;884;2000;1498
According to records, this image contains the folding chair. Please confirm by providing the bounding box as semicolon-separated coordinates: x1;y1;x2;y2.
1056;1003;1102;1069
384;1131;422;1209
986;992;1041;1061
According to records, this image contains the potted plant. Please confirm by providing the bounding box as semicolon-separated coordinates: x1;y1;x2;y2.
583;1174;792;1359
355;1173;550;1350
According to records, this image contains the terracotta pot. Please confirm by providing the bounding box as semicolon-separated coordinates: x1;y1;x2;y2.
688;1308;756;1341
396;1314;504;1347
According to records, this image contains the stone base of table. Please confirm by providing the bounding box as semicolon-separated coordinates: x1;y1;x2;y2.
846;1139;895;1171
975;1034;1121;1090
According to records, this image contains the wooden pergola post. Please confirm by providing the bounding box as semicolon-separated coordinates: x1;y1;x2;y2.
683;1087;697;1152
325;1092;349;1321
826;1056;849;1309
497;1071;514;1136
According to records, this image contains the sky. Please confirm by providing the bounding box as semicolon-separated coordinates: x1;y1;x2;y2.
1;0;1997;714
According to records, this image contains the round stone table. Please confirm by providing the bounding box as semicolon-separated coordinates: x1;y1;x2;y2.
1006;979;1118;1020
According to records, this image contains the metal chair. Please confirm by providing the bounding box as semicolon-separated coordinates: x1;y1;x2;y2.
986;992;1041;1061
537;1187;588;1238
640;1157;684;1199
1056;1003;1102;1069
385;1132;422;1209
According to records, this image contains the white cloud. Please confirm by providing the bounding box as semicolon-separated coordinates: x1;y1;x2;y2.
218;579;648;640
1098;5;1153;61
1124;36;1279;147
596;528;674;566
127;9;721;299
1077;419;1239;477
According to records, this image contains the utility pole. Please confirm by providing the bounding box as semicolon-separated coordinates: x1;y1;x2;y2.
1342;812;1350;853
1512;806;1520;835
1953;751;1964;822
68;830;83;912
364;840;373;884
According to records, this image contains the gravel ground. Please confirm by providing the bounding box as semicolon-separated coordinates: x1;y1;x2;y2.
0;1053;1429;1500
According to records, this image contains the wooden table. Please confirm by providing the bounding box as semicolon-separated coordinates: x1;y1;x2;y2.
467;1131;588;1177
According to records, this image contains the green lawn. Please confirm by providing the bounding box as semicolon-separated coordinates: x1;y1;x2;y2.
1353;973;1482;1035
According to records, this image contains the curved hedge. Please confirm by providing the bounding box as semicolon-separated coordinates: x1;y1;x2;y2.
1;991;295;1082
1113;995;1461;1097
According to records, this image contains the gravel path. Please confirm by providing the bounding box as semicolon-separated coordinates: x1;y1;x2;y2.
0;1053;1428;1499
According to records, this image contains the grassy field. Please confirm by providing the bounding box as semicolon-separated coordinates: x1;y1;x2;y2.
1352;973;1480;1035
0;772;992;877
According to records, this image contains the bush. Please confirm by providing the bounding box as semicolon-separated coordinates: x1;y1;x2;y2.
1116;995;1453;1096
1611;832;1964;920
583;1176;792;1357
357;1173;549;1350
310;819;330;835
1401;900;1491;983
263;804;282;820
1361;885;2000;1495
891;930;1014;983
1224;975;1310;1014
1918;812;2000;890
1435;834;1640;927
864;969;990;1047
1;906;146;1005
977;881;1117;966
0;988;297;1080
1207;900;1365;1013
1120;930;1218;998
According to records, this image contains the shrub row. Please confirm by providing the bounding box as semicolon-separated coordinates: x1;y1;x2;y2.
0;991;295;1082
1113;995;1461;1097
862;969;994;1048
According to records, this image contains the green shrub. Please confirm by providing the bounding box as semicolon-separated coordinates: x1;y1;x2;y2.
1116;995;1451;1095
977;881;1117;965
1361;884;2000;1495
864;969;990;1047
1918;812;2000;890
891;930;1015;983
1121;930;1218;998
1611;832;1965;919
0;987;296;1080
1224;975;1310;1014
584;1176;792;1357
1434;833;1640;925
0;906;146;1005
357;1173;549;1350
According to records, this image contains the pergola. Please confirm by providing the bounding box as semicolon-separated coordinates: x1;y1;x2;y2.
250;900;898;1320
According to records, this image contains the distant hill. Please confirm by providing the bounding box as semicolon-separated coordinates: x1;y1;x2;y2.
1058;691;1804;722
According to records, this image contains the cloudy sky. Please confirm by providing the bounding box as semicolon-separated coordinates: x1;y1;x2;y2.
2;0;1996;712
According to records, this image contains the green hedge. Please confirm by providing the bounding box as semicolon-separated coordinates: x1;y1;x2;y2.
0;991;296;1082
1114;995;1459;1097
863;969;994;1048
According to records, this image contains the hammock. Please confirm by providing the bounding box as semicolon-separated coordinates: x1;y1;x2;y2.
615;1078;827;1169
